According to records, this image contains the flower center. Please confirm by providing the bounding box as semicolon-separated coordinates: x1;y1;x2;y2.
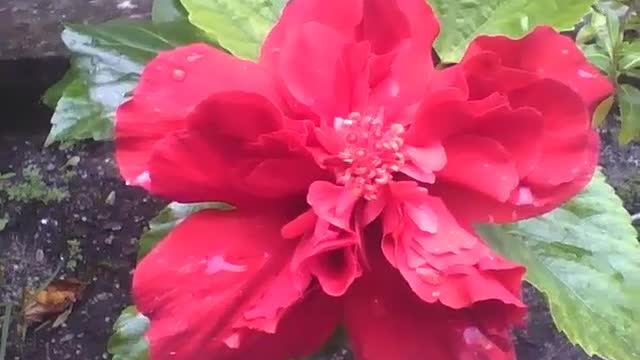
331;111;405;200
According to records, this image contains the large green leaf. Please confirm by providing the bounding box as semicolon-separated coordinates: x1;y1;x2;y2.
137;202;232;260
107;306;150;360
478;172;640;360
45;20;214;145
430;0;596;63
179;0;287;59
620;42;640;72
618;84;640;145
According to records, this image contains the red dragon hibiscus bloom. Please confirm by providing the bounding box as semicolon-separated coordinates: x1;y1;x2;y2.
115;0;613;359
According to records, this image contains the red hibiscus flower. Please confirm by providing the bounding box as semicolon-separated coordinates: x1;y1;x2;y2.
115;0;613;359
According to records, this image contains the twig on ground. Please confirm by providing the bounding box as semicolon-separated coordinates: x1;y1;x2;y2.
0;303;13;360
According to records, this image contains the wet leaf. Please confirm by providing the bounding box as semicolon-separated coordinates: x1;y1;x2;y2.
107;306;150;360
179;0;287;59
45;20;215;145
138;202;233;260
152;0;188;23
478;171;640;360
430;0;595;63
23;279;85;326
618;84;640;144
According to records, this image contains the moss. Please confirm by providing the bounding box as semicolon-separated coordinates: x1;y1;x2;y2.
0;165;69;205
65;239;83;272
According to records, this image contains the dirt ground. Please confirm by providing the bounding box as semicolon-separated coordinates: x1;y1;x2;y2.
1;118;638;360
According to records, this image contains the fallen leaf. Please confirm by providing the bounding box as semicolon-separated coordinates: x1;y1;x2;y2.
23;279;85;326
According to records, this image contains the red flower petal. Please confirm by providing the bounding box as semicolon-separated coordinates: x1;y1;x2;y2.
134;208;339;360
464;26;614;112
470;106;544;177
344;238;523;360
292;219;363;296
146;93;327;205
438;134;519;202
279;22;353;117
510;80;594;186
369;41;435;121
307;181;359;230
358;0;439;54
262;0;439;65
260;0;363;68
115;43;280;188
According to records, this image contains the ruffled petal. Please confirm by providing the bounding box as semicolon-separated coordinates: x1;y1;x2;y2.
291;219;363;296
307;181;358;230
382;188;525;308
134;208;339;360
463;26;614;112
344;233;524;360
146;93;328;205
115;44;280;188
435;80;598;223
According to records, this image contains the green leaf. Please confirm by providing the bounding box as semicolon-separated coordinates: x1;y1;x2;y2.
45;20;214;145
618;84;640;144
138;202;233;259
620;42;640;72
581;43;612;74
0;214;8;232
152;0;188;23
42;69;80;109
179;0;287;59
477;172;640;360
430;0;596;63
592;95;614;127
107;306;150;360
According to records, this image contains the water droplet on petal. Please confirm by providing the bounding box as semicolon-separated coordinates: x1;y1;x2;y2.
417;267;442;285
432;291;441;297
186;54;204;62
224;333;241;348
561;49;569;55
578;69;597;79
206;255;247;274
132;171;151;187
172;68;186;81
513;186;533;205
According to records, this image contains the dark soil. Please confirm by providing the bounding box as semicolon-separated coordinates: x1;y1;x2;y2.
1;67;639;360
0;135;165;360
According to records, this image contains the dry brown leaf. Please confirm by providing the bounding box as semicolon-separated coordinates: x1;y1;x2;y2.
23;279;84;326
